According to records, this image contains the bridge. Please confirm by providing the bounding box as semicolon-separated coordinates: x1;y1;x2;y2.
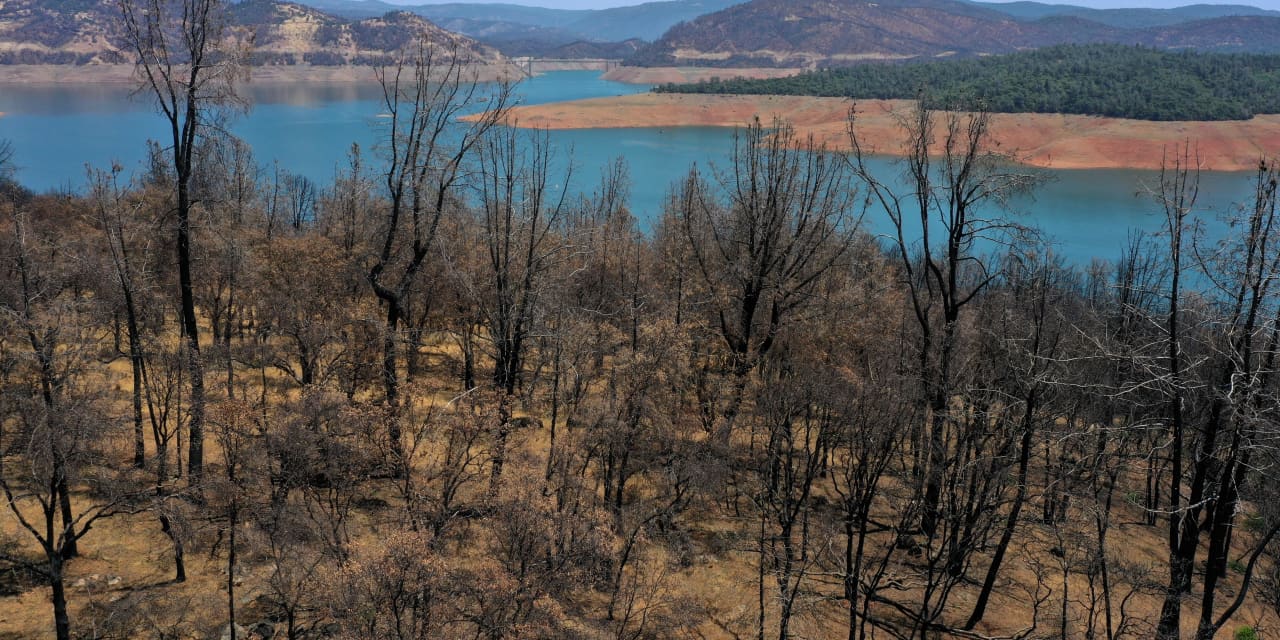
512;58;624;76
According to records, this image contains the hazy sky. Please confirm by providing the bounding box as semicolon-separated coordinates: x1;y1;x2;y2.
380;0;1280;11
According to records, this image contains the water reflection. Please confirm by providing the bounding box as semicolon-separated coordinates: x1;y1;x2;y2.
246;82;385;108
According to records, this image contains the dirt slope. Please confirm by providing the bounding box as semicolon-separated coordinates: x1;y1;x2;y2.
494;93;1280;171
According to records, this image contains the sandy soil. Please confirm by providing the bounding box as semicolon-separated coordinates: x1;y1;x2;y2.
0;63;523;85
602;66;804;84
491;93;1280;171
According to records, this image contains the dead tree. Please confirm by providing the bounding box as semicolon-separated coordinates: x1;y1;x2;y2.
846;103;1040;540
467;126;570;495
367;40;513;413
1155;156;1280;640
90;167;152;468
1153;148;1201;640
120;0;249;482
673;117;859;443
0;194;139;640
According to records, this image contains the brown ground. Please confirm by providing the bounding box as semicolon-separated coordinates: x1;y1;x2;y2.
492;93;1280;171
3;342;1279;638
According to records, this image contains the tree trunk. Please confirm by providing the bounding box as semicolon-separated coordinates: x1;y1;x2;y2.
965;396;1035;628
158;500;186;583
223;294;235;400
178;177;206;483
545;339;562;482
227;502;237;640
1197;440;1247;640
128;307;145;468
50;552;70;640
57;470;77;559
382;303;400;407
382;303;405;471
489;397;512;499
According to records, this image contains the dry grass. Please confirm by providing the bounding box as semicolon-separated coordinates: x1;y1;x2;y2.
4;334;1280;639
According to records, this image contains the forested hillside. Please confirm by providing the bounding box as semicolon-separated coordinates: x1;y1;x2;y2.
657;44;1280;120
973;0;1280;28
627;0;1280;68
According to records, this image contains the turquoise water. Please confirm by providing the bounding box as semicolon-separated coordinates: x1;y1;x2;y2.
0;70;1257;262
0;71;653;191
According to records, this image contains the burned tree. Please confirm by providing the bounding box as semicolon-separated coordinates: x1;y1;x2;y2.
673;117;859;442
120;0;249;482
846;103;1040;541
366;40;514;416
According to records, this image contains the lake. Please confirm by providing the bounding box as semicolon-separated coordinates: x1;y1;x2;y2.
0;70;1258;263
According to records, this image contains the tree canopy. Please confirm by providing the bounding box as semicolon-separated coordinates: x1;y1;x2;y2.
656;44;1280;121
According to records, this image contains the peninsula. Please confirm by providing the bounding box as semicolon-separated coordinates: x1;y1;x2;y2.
494;93;1280;171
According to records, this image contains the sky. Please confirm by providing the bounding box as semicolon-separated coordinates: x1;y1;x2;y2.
379;0;1280;11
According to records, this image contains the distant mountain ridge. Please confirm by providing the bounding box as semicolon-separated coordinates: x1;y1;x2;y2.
6;0;1279;68
495;38;647;59
0;0;503;66
971;1;1280;28
627;0;1280;67
290;0;1280;43
292;0;744;47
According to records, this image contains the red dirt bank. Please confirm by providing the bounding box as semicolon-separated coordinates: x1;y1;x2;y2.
492;93;1280;171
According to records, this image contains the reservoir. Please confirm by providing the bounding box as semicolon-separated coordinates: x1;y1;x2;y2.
0;70;1257;263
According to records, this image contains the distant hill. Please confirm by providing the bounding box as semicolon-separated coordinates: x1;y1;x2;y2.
1138;15;1280;51
11;0;1278;69
0;0;128;64
656;43;1280;120
627;0;1280;67
629;0;1063;67
0;0;503;66
293;0;1280;62
566;0;744;41
494;38;648;59
292;0;745;47
295;0;590;26
972;1;1280;28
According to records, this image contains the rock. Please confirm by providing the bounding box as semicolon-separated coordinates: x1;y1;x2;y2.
220;623;250;640
249;622;276;638
107;576;121;586
511;416;543;430
355;496;389;510
71;578;87;589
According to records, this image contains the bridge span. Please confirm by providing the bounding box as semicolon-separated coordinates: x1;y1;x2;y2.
512;58;624;76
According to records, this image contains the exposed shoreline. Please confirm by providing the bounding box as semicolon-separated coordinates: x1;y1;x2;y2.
0;63;524;85
10;63;1276;171
0;63;797;86
489;93;1280;171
